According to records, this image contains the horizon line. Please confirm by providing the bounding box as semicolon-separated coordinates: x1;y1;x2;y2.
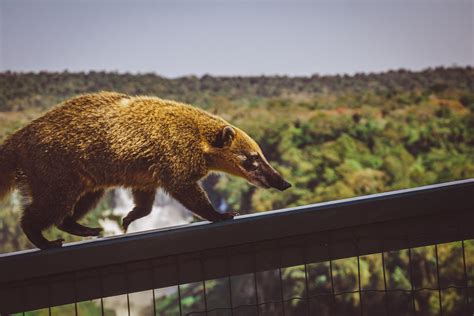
1;64;472;79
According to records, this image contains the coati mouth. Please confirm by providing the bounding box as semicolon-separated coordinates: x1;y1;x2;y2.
251;178;271;189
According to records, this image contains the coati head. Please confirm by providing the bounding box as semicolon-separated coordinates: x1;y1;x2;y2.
207;125;292;191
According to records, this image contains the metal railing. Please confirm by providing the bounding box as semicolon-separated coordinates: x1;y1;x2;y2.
0;179;473;315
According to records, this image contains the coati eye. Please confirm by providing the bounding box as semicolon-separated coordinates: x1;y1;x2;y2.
243;153;260;171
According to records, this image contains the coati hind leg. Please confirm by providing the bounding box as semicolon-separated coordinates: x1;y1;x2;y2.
21;206;64;249
169;183;235;222
122;189;155;232
58;190;105;237
21;189;80;250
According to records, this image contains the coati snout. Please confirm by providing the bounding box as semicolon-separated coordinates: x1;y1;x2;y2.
208;125;292;191
0;92;292;250
237;147;291;191
244;157;292;191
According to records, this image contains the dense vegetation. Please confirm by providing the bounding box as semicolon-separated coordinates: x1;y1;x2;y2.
1;67;473;315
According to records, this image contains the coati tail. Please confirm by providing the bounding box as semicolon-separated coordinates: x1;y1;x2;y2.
0;142;16;200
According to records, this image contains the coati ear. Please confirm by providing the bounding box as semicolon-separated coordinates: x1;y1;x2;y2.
214;126;236;148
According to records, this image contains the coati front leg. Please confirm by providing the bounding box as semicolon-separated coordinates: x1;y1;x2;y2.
58;190;105;237
170;183;235;222
122;189;156;232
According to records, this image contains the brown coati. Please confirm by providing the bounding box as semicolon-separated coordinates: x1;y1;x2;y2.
0;92;291;249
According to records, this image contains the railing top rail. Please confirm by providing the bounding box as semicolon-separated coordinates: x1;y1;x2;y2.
1;178;473;284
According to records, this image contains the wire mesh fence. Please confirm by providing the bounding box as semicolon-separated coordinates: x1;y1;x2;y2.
11;238;473;316
1;179;473;316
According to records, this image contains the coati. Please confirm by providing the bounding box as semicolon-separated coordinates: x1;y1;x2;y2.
0;92;291;250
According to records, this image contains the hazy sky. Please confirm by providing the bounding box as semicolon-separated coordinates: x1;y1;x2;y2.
1;0;472;77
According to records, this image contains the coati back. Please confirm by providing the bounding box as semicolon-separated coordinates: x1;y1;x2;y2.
0;92;291;249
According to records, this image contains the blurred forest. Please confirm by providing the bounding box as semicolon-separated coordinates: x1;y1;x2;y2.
1;67;473;315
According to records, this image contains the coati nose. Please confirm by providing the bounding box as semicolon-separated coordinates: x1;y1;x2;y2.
277;179;292;191
269;177;292;191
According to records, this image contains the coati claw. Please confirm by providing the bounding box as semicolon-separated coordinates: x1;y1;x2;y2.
228;210;240;218
52;238;65;247
41;238;65;250
216;210;239;221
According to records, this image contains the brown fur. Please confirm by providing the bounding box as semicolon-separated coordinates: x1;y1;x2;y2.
0;92;290;249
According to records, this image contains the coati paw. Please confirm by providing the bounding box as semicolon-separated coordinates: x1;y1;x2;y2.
229;210;240;217
217;210;240;221
41;238;65;250
86;227;103;237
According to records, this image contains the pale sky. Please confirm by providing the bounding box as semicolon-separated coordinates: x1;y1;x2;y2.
1;0;473;77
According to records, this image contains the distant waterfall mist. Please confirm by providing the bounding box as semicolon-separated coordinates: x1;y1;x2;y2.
100;188;193;236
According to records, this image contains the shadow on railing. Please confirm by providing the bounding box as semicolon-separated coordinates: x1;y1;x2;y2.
1;179;473;315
